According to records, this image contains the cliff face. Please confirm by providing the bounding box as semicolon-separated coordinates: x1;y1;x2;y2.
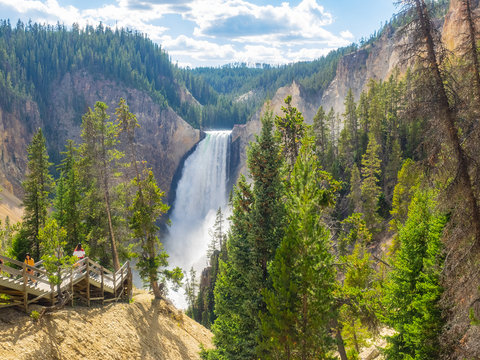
320;28;403;115
0;98;42;197
0;70;201;210
48;71;201;197
442;0;480;51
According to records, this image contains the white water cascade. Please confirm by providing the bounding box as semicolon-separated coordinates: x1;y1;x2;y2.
165;130;231;308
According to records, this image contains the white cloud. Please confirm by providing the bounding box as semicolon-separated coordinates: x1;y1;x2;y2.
340;30;354;39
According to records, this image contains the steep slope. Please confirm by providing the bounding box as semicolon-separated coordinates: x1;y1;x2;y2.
48;70;201;198
0;290;213;360
0;71;201;203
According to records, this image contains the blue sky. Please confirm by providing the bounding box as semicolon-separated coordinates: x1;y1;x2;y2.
0;0;397;67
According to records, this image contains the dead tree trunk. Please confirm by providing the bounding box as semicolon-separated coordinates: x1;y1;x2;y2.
414;0;480;243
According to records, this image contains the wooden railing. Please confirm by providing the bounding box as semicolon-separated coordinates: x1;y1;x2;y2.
0;254;132;311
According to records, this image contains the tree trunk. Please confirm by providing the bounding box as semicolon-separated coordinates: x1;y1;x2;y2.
333;317;348;360
103;185;120;271
100;120;120;271
415;0;480;243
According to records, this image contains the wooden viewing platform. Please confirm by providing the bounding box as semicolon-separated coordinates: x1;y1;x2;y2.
0;254;132;312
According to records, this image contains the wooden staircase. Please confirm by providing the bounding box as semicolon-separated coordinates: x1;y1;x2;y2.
0;255;132;311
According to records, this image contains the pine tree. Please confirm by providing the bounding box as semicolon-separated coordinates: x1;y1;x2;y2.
340;88;359;166
130;168;181;298
383;190;446;359
79;102;123;269
384;138;403;204
338;243;379;359
209;110;285;359
260;138;339;359
209;177;255;359
313;105;329;167
348;164;362;213
390;159;421;237
54;140;83;252
21;128;54;259
360;133;382;233
274;96;306;170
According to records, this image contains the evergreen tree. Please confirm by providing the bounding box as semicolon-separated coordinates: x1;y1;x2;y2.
260;138;339;359
209;177;255;359
209;110;285;359
130;168;182;298
338;243;379;359
384;138;403;205
274;96;306;170
53;140;83;251
390;159;421;237
348;164;362;213
313;105;329;167
79;102;123;269
360;133;382;233
383;190;446;359
21;128;54;259
340;88;359;168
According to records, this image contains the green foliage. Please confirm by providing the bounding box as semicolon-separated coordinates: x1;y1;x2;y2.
209;110;285;359
79;101;125;269
469;308;480;326
39;218;75;288
260;138;339;359
274;96;306;170
383;190;446;360
188;208;227;328
338;213;372;255
390;159;421;234
21;128;54;260
30;310;40;322
129;168;178;297
53;140;84;252
338;243;380;357
360;133;382;233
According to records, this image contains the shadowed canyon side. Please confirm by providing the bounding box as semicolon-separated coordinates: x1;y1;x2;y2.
165;131;231;308
0;70;201;203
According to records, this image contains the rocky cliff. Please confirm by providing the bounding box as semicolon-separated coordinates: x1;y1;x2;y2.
0;70;201;210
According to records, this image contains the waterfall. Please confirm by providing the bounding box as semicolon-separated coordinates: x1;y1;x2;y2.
165;130;231;308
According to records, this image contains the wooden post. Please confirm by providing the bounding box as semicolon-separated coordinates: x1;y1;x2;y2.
127;262;132;302
101;266;104;305
22;263;28;312
120;267;124;301
86;260;90;307
70;267;74;307
113;270;116;296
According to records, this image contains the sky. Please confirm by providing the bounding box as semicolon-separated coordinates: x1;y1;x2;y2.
0;0;397;68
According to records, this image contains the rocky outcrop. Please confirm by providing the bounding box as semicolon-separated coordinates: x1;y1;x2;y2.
320;26;404;115
442;0;480;51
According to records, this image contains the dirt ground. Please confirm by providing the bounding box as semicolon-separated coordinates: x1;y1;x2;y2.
0;289;213;360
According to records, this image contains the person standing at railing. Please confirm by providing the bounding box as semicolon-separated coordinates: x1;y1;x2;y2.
73;243;85;260
24;253;36;283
